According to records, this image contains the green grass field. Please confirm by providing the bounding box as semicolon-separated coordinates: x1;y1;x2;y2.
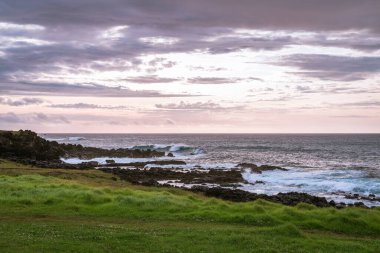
0;159;379;252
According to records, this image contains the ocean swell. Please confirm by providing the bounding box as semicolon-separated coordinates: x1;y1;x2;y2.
130;143;205;156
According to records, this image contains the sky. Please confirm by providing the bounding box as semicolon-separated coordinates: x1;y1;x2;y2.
0;0;380;133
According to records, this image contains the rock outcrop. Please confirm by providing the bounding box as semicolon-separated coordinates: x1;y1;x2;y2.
0;130;166;165
237;163;288;173
99;166;371;208
190;187;332;207
97;160;187;168
99;167;244;185
0;130;64;161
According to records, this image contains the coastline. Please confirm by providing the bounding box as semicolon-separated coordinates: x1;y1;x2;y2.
1;131;380;208
1;130;379;208
0;158;380;252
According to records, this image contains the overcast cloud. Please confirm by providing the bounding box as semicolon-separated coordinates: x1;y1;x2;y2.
0;1;379;132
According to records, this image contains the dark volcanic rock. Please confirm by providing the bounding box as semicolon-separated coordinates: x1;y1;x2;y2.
141;160;186;165
219;183;242;188
273;192;330;207
237;163;288;173
0;130;64;161
61;145;164;159
140;178;160;187
0;130;165;166
188;169;243;184
97;160;186;168
191;186;258;201
80;161;99;167
344;193;380;202
99;167;244;185
190;187;332;207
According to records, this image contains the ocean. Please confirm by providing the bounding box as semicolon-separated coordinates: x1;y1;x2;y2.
42;133;380;205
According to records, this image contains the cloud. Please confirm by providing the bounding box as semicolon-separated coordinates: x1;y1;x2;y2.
295;85;313;93
0;81;196;97
0;1;378;98
253;95;298;102
202;34;293;54
188;66;227;71
338;101;380;107
330;115;375;118
306;31;380;52
294;85;380;95
187;77;241;84
148;57;176;67
155;101;243;111
0;97;44;106
282;54;380;81
1;1;379;33
165;119;175;125
0;112;22;123
0;1;379;133
0;25;292;78
0;112;70;124
122;75;180;84
144;57;177;73
48;103;130;110
187;77;261;84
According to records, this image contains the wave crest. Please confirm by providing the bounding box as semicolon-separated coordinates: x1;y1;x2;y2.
45;136;86;142
131;143;205;156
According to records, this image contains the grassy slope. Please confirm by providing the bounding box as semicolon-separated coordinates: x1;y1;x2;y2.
0;159;379;252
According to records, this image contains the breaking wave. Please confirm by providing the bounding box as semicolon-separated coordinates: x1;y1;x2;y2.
68;137;87;141
130;143;205;156
45;136;86;142
241;168;380;196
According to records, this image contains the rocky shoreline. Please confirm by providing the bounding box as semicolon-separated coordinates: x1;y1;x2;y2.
99;166;332;207
0;130;166;167
99;166;244;186
98;165;378;208
1;129;378;209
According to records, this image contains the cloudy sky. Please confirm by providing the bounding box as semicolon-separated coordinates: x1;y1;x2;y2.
0;0;380;133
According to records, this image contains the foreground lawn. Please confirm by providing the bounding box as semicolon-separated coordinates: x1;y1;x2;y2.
0;159;379;252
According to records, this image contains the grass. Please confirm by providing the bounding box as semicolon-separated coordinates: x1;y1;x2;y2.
0;159;379;252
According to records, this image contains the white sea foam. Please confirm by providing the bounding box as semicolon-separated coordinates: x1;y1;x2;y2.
67;137;86;141
45;136;86;142
63;155;238;171
45;138;66;141
190;147;205;155
130;144;169;150
168;144;190;152
129;143;205;156
241;168;380;197
157;180;220;189
143;162;237;170
61;156;175;164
